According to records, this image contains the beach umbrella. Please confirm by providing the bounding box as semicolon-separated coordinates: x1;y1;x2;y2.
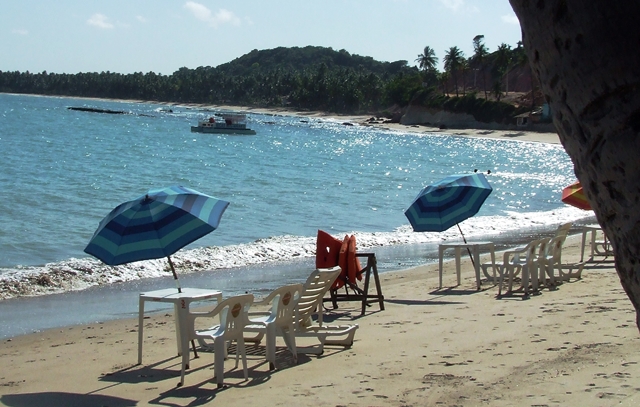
561;180;592;210
84;185;230;293
404;173;493;265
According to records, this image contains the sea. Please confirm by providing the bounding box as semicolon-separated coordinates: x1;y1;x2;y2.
0;93;594;339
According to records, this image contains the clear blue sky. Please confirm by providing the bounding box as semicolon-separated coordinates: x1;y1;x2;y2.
1;0;522;75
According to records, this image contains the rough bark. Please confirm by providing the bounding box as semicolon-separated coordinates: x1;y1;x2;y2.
509;1;640;331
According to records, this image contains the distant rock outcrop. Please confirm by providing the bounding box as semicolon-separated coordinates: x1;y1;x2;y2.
400;105;506;130
68;107;126;114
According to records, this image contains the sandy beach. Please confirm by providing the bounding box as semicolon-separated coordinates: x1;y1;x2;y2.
1;233;637;407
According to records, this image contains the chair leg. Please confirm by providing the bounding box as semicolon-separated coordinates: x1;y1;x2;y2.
265;324;276;370
214;338;225;389
237;337;248;380
284;329;297;364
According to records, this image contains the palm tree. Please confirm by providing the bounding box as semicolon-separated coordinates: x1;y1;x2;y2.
513;41;536;110
438;71;450;95
494;43;512;95
472;35;489;99
415;46;438;72
460;59;470;96
443;46;465;96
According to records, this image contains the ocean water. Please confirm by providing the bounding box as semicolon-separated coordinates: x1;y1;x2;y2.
0;93;593;339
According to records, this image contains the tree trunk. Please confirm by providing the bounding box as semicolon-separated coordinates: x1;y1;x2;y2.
509;0;640;331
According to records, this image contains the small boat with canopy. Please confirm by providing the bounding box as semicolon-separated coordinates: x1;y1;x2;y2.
191;113;256;135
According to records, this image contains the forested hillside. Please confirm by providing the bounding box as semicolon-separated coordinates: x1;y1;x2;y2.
0;45;530;122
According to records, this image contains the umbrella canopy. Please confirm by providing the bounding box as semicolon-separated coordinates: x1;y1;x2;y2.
84;185;229;291
562;181;592;210
404;173;493;233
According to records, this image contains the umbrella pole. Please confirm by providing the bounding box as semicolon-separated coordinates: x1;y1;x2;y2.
167;256;182;293
456;224;476;268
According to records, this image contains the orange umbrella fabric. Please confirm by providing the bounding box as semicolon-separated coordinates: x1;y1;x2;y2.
562;181;592;210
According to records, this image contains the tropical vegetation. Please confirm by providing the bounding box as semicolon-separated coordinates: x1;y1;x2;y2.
0;41;534;123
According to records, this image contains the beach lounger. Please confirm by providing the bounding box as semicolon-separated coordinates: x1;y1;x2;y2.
293;267;359;355
189;294;254;389
244;284;304;370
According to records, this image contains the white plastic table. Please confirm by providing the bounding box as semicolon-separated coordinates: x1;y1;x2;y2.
138;287;222;385
580;224;613;261
438;241;496;290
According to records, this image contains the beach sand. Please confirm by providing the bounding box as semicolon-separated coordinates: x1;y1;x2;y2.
1;234;637;407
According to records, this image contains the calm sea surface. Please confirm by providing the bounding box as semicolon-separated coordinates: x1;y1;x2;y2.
0;93;593;338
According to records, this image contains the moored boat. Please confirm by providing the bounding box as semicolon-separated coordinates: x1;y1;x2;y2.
191;113;256;135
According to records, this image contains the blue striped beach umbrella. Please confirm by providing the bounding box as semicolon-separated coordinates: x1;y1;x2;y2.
84;185;229;292
404;173;492;234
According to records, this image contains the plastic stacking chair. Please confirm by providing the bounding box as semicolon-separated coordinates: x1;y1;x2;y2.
293;267;359;355
540;234;586;283
244;284;304;370
189;293;254;389
498;238;547;297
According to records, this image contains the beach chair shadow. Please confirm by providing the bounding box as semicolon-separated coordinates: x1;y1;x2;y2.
99;356;211;385
429;286;492;296
385;298;464;306
0;392;136;407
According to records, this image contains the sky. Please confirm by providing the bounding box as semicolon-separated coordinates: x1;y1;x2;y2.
1;0;523;75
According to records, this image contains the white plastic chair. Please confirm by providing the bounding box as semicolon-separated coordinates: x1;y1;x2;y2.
498;238;548;297
189;293;254;389
540;234;586;282
244;284;304;370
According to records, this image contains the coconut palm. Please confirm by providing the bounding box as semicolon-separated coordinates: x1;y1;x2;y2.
443;46;465;97
472;35;489;99
494;43;512;95
438;71;450;95
415;46;438;72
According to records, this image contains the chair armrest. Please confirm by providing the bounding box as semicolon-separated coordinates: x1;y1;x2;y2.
502;245;527;263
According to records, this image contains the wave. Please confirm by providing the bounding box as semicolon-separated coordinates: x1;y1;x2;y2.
0;207;593;301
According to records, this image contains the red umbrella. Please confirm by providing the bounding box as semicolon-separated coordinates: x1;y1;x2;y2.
562;181;592;210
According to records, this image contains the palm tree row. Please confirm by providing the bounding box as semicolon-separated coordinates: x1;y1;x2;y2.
415;35;534;102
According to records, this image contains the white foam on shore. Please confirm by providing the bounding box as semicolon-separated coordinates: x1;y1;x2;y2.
0;206;592;300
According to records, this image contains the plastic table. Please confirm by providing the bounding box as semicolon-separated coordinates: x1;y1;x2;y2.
438;241;496;290
580;224;613;261
138;287;222;385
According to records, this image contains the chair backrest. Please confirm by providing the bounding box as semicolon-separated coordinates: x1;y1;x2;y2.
294;266;341;328
547;235;565;263
215;293;254;340
525;239;541;261
555;222;572;238
264;284;304;328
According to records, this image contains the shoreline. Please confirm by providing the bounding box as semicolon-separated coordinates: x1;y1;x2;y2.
1;234;636;406
5;93;561;144
172;101;562;145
